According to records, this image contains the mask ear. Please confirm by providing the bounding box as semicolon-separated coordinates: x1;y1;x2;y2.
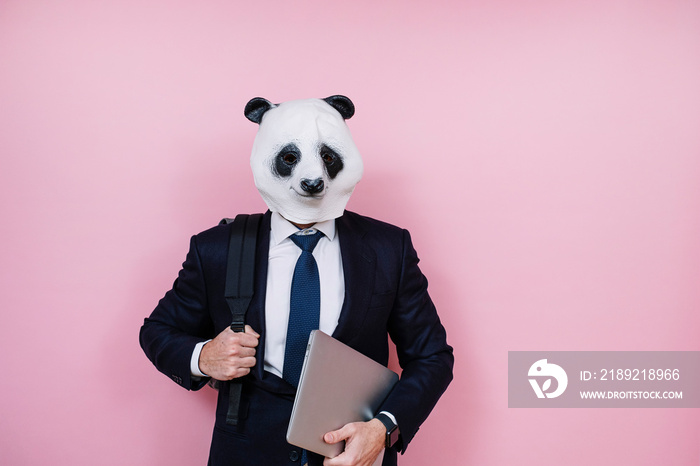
244;97;276;124
322;95;355;120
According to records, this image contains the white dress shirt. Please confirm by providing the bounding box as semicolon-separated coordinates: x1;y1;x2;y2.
262;212;344;378
190;212;344;379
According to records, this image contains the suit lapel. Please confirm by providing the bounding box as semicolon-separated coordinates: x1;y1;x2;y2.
332;211;376;344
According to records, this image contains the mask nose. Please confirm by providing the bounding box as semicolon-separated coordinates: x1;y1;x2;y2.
300;178;324;194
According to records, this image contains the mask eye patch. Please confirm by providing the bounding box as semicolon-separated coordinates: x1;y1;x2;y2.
319;144;344;179
274;143;301;177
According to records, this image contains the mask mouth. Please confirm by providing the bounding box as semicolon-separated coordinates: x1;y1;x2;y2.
291;186;326;199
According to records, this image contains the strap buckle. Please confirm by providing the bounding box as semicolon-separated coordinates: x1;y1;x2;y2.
230;321;245;333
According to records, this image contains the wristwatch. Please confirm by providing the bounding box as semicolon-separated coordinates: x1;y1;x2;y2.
374;412;400;449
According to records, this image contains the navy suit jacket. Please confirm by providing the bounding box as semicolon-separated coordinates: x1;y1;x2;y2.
140;210;453;466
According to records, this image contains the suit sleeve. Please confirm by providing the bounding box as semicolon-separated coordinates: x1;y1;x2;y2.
139;235;215;391
379;229;454;453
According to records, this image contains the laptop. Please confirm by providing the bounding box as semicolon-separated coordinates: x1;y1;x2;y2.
286;330;399;459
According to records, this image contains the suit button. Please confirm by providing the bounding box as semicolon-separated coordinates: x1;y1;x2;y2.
289;450;299;462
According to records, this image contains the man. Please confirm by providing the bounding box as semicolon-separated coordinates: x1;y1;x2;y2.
140;95;453;465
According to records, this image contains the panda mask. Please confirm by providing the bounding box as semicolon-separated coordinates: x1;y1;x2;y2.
245;95;363;225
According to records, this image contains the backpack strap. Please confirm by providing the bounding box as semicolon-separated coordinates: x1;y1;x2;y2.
219;213;263;425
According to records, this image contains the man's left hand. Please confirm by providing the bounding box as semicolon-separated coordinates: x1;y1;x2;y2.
323;419;385;466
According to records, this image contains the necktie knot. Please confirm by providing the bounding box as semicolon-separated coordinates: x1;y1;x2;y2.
289;230;323;253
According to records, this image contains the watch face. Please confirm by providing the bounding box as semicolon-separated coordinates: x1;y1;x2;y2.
387;426;399;448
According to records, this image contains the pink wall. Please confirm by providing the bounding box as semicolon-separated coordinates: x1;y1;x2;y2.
1;1;699;464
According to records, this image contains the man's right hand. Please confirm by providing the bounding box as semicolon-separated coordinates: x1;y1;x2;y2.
199;325;259;380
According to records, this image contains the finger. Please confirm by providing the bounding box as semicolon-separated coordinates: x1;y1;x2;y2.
323;455;340;466
325;449;363;466
230;328;259;345
233;334;259;349
243;332;261;345
221;366;251;380
323;451;349;466
221;330;257;348
244;325;260;337
231;346;257;358
324;423;353;444
221;356;256;379
236;356;257;368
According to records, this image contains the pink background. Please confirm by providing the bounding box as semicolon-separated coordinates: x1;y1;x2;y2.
1;1;699;464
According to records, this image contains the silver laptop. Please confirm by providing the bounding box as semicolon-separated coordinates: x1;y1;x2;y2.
286;330;399;458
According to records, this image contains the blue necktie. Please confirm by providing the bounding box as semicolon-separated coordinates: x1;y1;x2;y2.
283;230;324;387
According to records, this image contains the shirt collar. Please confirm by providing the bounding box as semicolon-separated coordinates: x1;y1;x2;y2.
270;212;337;246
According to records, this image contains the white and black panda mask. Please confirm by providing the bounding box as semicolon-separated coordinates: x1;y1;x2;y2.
246;95;363;225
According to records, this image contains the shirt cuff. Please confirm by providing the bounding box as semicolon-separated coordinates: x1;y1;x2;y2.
190;340;211;377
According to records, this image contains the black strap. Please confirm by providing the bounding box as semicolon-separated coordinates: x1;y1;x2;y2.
220;213;263;425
